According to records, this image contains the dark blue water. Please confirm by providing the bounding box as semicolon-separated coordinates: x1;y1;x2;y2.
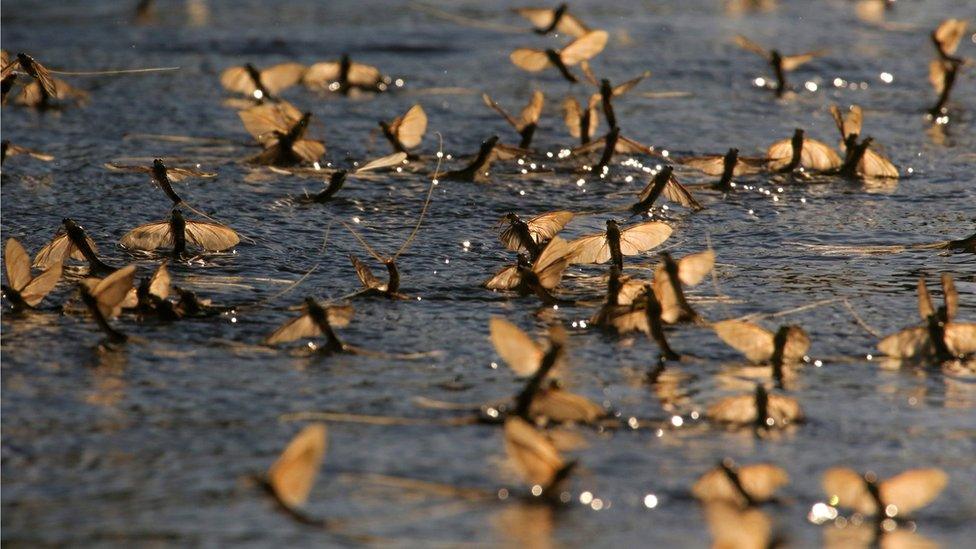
2;0;974;546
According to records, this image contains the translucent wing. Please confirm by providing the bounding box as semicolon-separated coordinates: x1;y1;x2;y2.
120;221;173;251
559;30;609;66
184;220;240;252
713;320;776;363
766;395;804;424
89;265;137;319
929;59;948;94
19;261;62;307
676;250;715;286
302;62;341;88
738;464;790;502
944;323;976;356
533;236;572;289
859;148;898;179
530;388;603;423
266;313;321;344
734;35;770;59
917;277;935;320
238;102;300;142
268;424;328;510
525;211;574;245
822;467;877;515
219;66;256;95
347;63;383;87
326;305;354;328
652;269;683;324
260;62;306;95
555;13;590;37
357;152;407;173
612;71;651;96
25;56;57;97
879;469;947;516
483;93;520;129
515;8;558;31
765;139;794;170
615;136;653;155
802;138;842;171
510;49;551;72
484;264;521;290
292;139;326;163
934;19;967;56
4;238;32;291
878;327;932;359
165;166;218;181
562;96;583;137
782;326;811;363
780;50;826;72
704;502;773;549
490;317;544;377
618;222;673;256
568;233;611;264
350;255;382;290
33;233;91;269
393;104;427;149
148;261;171;299
517;90;544;130
504;417;565;489
941;273;957;322
662;177;703;210
707;395;757;424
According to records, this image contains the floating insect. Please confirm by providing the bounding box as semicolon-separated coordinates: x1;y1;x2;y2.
265;298;354;353
79;265;137;344
692;458;789;507
713;320;809;388
33;218;116;275
440;135;524;182
607;284;681;360
707;384;804;430
510;30;609;83
497;210;574;261
652;250;715;324
821;467;947;519
482;91;544;149
104;158;217;208
1;140;54;165
378;104;427;160
1;52;57;97
828;104;898;179
514;4;590;37
579;64;651;128
220;62;306;102
630;166;703;214
120;209;240;255
568;219;672;270
2;238;62;310
120;261;177;319
928;19;967;117
484;237;573;306
678;148;766;191
562;94;600;145
303;54;388;95
702;501;775;549
572;126;655;172
257;423;328;526
302;153;407;203
878;274;975;362
239;101;325;166
766;128;841;173
734;35;827;97
503;416;576;498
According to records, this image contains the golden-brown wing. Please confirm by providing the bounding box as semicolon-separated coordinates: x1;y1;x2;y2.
184;220;241;252
801;138;842;171
165;166;218;181
292;139;326;163
929;59;948;94
120;221;173;251
704;502;773;549
268;423;328;510
917;277;935;320
707;394;757;424
23;55;57;97
822;467;877;515
515;8;558;32
219;66;256;95
260;62;307;95
357;152;407;173
266;313;321;344
559;30;608;66
89;265;137;319
734;35;770;59
510;49;551;72
878;327;932;359
676;250;715;286
568;233;611;265
713;320;776;363
562;96;583;137
662;177;703;210
555;12;590;38
148;261;171;299
490;317;544;377
652;268;683;324
941;273;958;322
944;323;976;356
766;394;804;424
780;50;826;71
238;102;299;143
347;63;382;87
879;468;947;516
781;326;811;363
612;71;651;96
394;104;427;149
533;236;572;288
525;211;574;244
615;135;653;155
692;463;788;505
302;62;341;88
530;388;604;423
618;222;673;256
4;238;32;291
504;417;565;489
350;255;382;290
484;264;522;290
859;148;898;179
326;305;354;328
934;19;968;56
517;90;544;130
19;261;62;307
33;233;90;269
765;139;794;170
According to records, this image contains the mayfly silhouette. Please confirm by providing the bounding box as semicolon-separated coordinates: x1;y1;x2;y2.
510;30;609;83
265;298;354;354
562;94;600;145
497;210;574;261
220;62;306;102
567;219;672;270
630;166;703;214
121;209;240;256
303;55;389;95
33;219;117;275
734;35;827;97
514;4;590;37
2;238;62;311
484;236;574;306
482;91;544;149
79;265;137;344
379;104;427;159
239;101;325;166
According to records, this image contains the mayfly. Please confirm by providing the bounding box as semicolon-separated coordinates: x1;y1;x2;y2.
734;35;827;97
2;238;62;311
510;30;609;83
120;209;240;256
482;91;544;149
33;218;117;275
